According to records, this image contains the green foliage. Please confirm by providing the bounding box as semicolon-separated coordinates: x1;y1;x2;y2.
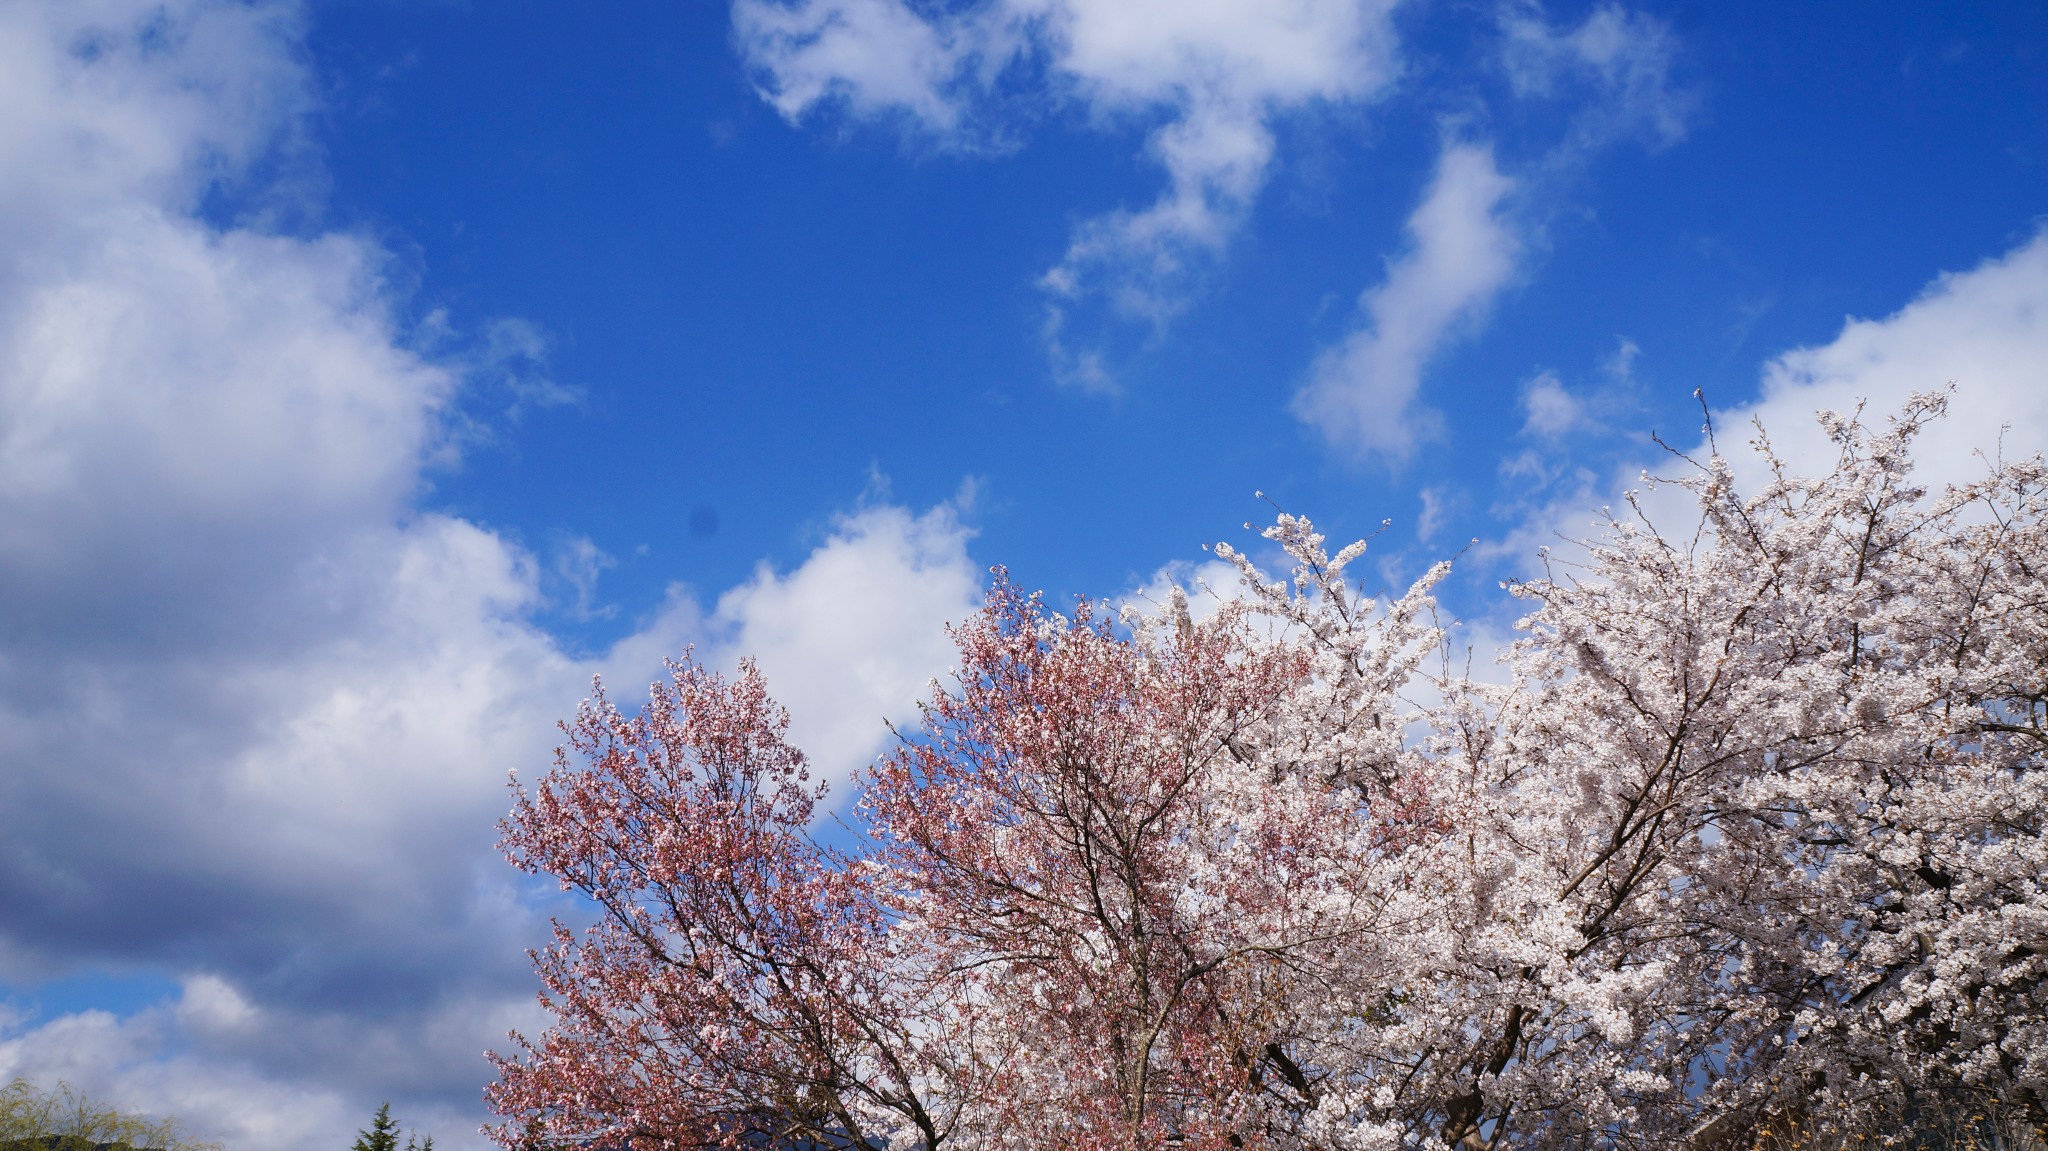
350;1103;430;1151
0;1078;217;1151
350;1104;398;1151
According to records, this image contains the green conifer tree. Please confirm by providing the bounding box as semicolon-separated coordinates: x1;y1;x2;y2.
350;1103;400;1151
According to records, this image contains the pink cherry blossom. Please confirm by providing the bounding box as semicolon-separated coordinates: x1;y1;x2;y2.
491;395;2048;1150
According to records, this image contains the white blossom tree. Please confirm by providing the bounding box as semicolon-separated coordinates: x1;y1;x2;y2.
493;394;2048;1150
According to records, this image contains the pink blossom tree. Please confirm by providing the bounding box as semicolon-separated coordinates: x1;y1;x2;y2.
490;395;2047;1150
487;659;952;1150
857;573;1438;1151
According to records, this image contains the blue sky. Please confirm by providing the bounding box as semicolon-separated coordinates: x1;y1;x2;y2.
296;0;2044;627
0;1;2042;1147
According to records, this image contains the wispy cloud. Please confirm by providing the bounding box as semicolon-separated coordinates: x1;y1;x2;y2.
1518;371;1582;438
1516;337;1640;440
1292;140;1519;462
1292;0;1688;462
732;0;1405;385
732;0;1692;403
1500;1;1693;153
551;536;618;620
731;0;982;132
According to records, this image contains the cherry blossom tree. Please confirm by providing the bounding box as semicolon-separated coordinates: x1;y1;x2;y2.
487;659;950;1150
489;394;2047;1150
857;573;1441;1151
1405;396;2048;1149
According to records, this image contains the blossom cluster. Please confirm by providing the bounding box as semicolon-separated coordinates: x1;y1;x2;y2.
489;396;2047;1150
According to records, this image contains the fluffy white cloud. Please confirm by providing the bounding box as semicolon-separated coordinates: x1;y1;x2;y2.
1292;141;1518;462
1721;229;2048;491
733;0;1404;377
0;978;530;1151
1485;230;2048;582
0;0;306;242
1518;370;1582;438
706;501;983;784
0;3;985;1147
0;5;593;1143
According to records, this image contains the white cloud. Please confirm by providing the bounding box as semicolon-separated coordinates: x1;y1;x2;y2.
731;0;977;131
1519;370;1582;438
0;0;307;240
733;0;1404;372
1286;1;1685;464
1034;0;1402;318
1515;338;1640;440
1484;230;2048;581
1416;485;1451;543
734;0;1689;399
1500;1;1692;151
0;6;593;1136
1123;556;1250;628
552;536;619;620
1292;141;1518;462
0;980;524;1151
0;3;988;1147
704;500;983;785
1722;229;2048;491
